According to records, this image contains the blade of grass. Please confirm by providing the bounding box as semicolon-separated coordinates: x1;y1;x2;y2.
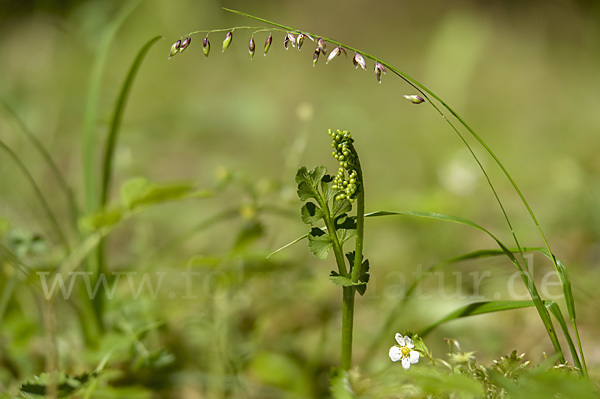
82;0;141;216
93;34;162;324
366;210;564;362
100;35;163;206
546;301;582;371
418;300;545;337
0;139;69;249
224;8;583;372
0;272;18;325
0;100;79;230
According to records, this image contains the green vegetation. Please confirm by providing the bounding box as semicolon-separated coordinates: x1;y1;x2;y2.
1;1;599;397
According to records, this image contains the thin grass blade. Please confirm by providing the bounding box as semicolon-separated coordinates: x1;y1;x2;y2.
418;300;544;337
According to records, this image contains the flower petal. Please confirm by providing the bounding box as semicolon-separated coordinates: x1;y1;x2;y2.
402;357;411;370
395;333;405;346
389;346;401;362
405;337;414;349
409;350;420;364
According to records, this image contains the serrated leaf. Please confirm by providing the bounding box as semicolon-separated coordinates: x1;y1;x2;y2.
329;271;366;288
301;202;324;225
345;252;370;295
335;216;357;244
308;227;333;259
332;198;352;219
295;166;327;202
320;174;336;202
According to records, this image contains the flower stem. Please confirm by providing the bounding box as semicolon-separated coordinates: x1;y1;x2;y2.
341;286;355;370
342;144;365;371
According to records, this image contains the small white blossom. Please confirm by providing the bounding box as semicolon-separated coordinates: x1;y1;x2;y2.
389;333;420;369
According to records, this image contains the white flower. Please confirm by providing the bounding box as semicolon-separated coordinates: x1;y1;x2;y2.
389;333;420;369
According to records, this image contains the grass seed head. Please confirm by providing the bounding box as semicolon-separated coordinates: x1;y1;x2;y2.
203;37;210;57
284;33;296;50
264;34;272;55
313;47;321;67
403;94;425;104
353;52;367;70
180;37;191;50
374;62;387;83
168;39;181;59
222;31;233;52
248;37;256;58
326;46;346;64
317;37;327;54
297;33;305;50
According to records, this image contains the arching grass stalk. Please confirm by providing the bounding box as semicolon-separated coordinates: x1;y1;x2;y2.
171;9;585;374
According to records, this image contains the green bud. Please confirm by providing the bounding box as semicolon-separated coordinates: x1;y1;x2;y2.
264;34;272;55
169;40;181;59
180;37;191;52
249;37;256;58
403;94;425;104
203;37;210;57
222;31;233;52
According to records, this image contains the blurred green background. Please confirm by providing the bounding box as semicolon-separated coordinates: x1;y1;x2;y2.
1;0;599;397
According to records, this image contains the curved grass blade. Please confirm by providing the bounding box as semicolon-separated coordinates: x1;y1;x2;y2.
223;8;581;371
418;300;543;337
100;35;163;206
82;0;141;215
366;210;564;361
0;100;79;229
0;139;69;249
546;301;582;371
535;247;586;375
267;233;308;258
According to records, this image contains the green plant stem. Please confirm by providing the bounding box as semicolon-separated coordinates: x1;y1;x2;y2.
341;286;355;370
350;146;365;284
225;6;584;373
320;195;349;278
343;147;365;371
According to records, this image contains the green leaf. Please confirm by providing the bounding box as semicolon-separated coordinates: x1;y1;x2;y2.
267;233;308;258
367;210;565;361
301;202;324;225
329;271;367;288
120;177;210;211
329;368;355;399
79;207;123;231
335;215;357;244
536;248;575;321
101;35;163;207
295;166;327;201
332;198;352;219
418;300;546;337
546;301;582;371
308;227;333;259
20;371;99;398
345;252;370;295
320;174;336;202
